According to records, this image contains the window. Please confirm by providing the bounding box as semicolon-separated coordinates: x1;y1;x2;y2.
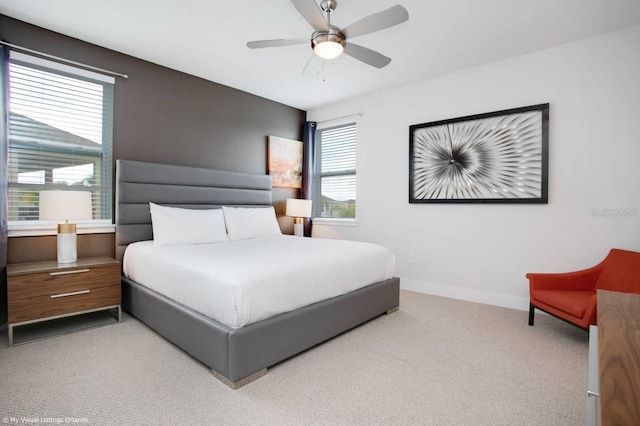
7;52;114;228
313;122;356;219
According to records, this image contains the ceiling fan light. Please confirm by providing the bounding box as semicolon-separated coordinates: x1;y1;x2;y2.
312;29;346;60
314;41;344;60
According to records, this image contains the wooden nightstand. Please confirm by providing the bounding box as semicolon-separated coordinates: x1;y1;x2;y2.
7;256;121;346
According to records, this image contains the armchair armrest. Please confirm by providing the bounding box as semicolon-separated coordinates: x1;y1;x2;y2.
583;293;598;326
526;263;601;291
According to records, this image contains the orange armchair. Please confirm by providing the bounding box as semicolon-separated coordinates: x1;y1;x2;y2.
527;248;640;330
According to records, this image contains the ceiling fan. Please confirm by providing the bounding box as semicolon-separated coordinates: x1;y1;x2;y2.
247;0;409;70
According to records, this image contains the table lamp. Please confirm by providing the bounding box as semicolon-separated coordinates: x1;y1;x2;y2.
286;198;312;237
39;190;92;263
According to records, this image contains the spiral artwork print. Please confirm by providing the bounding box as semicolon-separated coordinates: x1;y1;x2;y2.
409;104;548;203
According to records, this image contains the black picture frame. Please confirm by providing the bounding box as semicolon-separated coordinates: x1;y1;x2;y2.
409;103;549;204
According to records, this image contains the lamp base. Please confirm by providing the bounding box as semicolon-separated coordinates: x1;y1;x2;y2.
293;222;304;237
57;225;78;264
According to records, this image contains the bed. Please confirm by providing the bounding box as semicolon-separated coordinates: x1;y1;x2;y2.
115;159;400;388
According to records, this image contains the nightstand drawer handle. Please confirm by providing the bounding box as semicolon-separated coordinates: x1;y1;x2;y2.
51;289;90;299
50;269;90;276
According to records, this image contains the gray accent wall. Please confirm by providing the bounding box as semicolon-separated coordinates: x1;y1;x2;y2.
1;15;306;264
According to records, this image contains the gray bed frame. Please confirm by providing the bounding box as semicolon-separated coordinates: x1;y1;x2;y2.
115;159;400;389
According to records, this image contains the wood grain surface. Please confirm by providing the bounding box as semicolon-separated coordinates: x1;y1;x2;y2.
8;285;121;323
7;261;121;323
598;290;640;426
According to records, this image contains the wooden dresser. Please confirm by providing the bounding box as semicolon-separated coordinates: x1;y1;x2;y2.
7;256;121;345
597;289;640;426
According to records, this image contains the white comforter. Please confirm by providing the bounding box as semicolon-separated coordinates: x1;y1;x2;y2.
123;235;395;329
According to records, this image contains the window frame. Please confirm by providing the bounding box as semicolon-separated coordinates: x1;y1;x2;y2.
312;121;357;222
6;51;115;236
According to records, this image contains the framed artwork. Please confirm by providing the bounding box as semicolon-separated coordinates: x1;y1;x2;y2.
268;135;303;189
409;103;549;203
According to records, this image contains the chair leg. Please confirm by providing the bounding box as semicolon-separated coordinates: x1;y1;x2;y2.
528;303;535;326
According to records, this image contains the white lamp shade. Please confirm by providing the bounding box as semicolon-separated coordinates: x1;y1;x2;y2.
39;190;93;221
314;41;344;60
286;198;312;218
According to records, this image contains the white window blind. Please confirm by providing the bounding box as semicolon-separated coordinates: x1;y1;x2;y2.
314;123;356;219
7;52;114;224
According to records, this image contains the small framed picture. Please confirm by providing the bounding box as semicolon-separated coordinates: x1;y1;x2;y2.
268;135;303;189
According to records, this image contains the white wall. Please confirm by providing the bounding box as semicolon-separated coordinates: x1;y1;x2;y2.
308;25;640;311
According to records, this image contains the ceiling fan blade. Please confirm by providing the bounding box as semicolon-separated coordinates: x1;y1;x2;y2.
290;0;329;31
341;5;409;39
247;38;308;49
302;54;325;77
343;43;391;68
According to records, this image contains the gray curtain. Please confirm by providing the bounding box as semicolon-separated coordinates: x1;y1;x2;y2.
300;121;316;237
0;44;9;325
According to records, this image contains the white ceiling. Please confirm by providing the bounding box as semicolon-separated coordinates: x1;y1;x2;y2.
2;0;640;111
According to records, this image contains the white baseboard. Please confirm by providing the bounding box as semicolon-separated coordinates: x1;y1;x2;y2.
400;278;530;312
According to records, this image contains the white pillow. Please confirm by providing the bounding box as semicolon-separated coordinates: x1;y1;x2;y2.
222;206;282;241
149;203;229;245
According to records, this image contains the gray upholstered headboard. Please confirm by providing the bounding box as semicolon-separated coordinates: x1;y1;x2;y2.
115;159;272;261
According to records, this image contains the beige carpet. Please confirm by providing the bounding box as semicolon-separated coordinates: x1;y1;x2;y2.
0;290;588;425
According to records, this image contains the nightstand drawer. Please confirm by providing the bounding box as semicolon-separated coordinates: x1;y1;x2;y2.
8;264;120;300
7;257;122;346
8;284;121;323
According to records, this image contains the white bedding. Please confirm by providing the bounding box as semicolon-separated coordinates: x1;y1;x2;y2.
122;235;395;329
